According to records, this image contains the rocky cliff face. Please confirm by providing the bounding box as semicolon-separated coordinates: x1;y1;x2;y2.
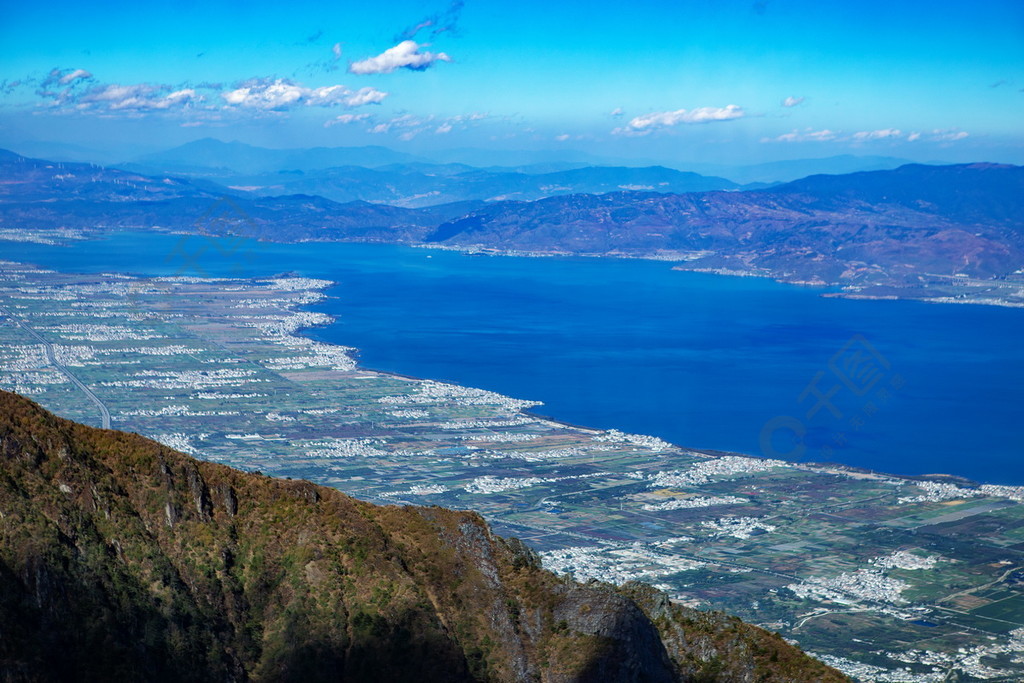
0;391;844;682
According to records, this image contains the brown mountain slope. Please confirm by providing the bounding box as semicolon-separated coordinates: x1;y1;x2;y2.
0;391;844;682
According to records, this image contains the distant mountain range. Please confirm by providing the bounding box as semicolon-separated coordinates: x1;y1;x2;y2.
0;390;844;681
122;163;747;207
0;149;477;240
2;147;1022;300
683;154;916;184
119;138;748;207
3;137;931;187
427;163;1024;291
132;138;424;174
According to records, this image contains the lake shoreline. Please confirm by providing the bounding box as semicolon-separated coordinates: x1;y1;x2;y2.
6;231;1022;484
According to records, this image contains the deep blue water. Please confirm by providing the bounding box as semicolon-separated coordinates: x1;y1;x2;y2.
5;232;1023;483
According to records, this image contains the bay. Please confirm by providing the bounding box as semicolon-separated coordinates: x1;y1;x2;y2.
5;231;1023;483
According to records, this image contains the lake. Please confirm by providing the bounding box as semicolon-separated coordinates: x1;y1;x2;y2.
5;231;1023;483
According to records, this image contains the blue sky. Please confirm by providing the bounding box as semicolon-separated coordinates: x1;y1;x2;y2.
1;0;1022;163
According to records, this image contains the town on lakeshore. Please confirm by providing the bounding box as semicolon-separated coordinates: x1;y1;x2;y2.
3;260;1024;681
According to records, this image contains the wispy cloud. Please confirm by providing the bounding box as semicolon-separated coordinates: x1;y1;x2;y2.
762;127;970;144
28;69;387;120
762;128;837;143
40;67;94;90
612;105;744;135
851;128;902;141
929;128;969;141
781;96;804;107
365;111;487;138
324;112;371;128
349;41;452;75
304;41;345;75
222;78;387;110
368;113;429;134
35;76;199;115
58;69;93;86
396;0;465;41
609;107;624;117
79;84;198;111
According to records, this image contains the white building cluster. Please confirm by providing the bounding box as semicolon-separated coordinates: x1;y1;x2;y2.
541;541;706;586
870;550;942;571
465;471;611;494
649;455;787;488
814;654;946;683
437;417;536;429
121;404;241;417
379;379;542;411
262;338;357;372
897;480;980;504
788;568;910;606
465;432;539;442
701;516;777;539
301;437;387;459
642;495;747;511
388;409;429;418
883;627;1024;680
593;429;674;452
101;368;264;390
152;433;208;456
50;323;164;342
979;483;1024;502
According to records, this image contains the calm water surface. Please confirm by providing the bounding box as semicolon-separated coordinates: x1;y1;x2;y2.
5;232;1023;483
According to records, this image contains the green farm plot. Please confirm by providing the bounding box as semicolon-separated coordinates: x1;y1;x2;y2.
971;595;1024;625
5;261;1024;682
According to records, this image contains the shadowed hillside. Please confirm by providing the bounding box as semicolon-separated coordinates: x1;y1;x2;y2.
0;391;844;682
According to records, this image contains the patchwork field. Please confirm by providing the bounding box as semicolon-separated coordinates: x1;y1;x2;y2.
2;258;1023;681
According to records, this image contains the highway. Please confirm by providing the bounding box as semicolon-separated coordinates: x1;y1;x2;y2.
1;307;111;429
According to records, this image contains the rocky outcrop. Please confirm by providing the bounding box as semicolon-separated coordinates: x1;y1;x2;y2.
0;391;845;682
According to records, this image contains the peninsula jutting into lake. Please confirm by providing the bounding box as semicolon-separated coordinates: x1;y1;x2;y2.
3;0;1022;679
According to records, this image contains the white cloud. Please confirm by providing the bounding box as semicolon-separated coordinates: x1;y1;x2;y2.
222;80;303;108
366;112;485;138
851;128;902;141
609;107;624;117
324;112;371;127
59;69;93;85
332;43;342;59
554;133;571;141
40;67;93;91
762;128;837;143
930;129;969;141
79;84;198;111
339;86;389;107
368;113;428;134
763;127;966;145
349;40;451;75
222;79;387;110
613;105;744;135
782;96;804;108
